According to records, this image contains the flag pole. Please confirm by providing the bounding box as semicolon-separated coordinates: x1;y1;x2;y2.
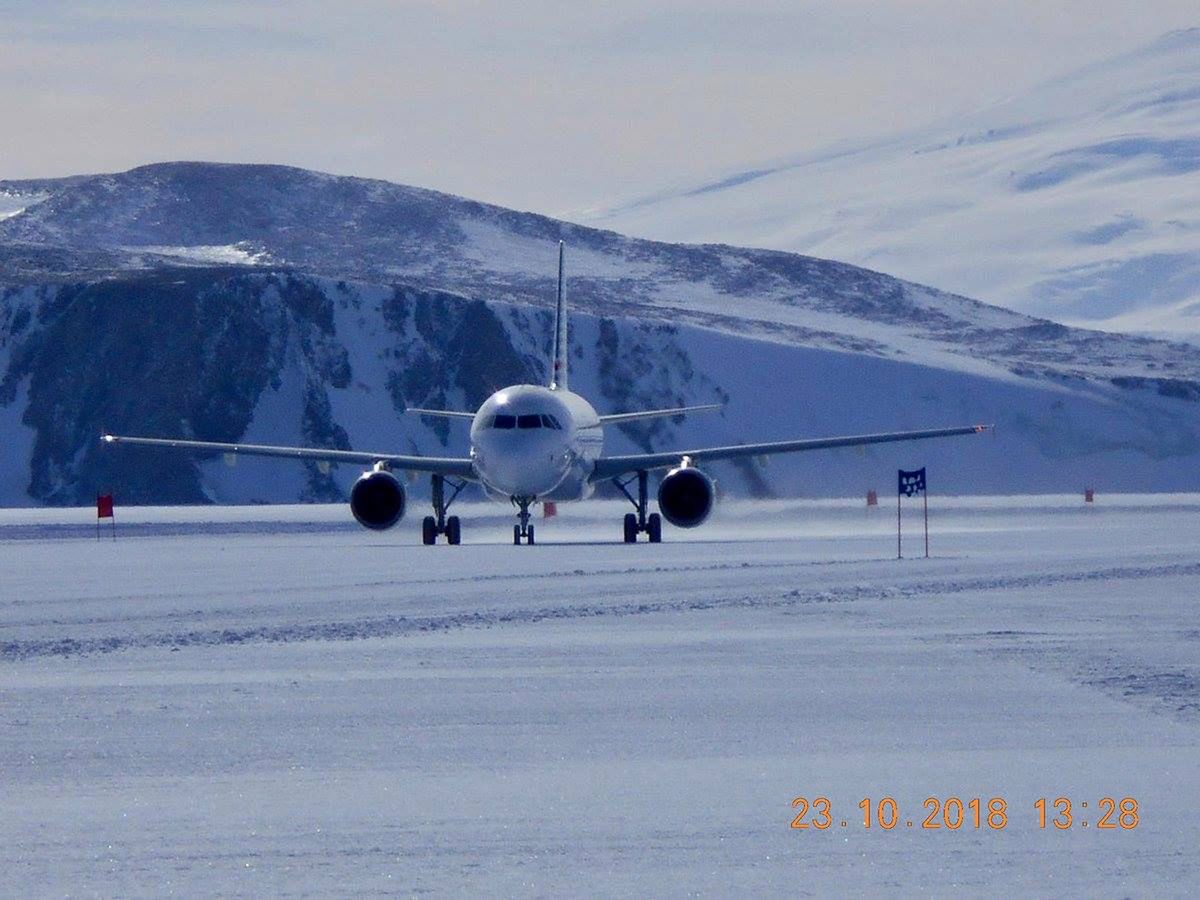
897;483;902;560
923;487;929;559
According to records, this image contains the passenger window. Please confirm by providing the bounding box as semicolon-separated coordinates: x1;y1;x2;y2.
517;414;541;429
494;415;516;429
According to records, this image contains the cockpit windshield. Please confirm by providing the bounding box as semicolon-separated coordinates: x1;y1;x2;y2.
484;413;563;431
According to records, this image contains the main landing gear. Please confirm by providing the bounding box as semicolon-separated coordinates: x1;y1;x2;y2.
423;473;466;545
614;470;661;543
512;496;535;545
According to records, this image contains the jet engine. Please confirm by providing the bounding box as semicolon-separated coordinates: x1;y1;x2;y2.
657;465;715;529
350;468;407;530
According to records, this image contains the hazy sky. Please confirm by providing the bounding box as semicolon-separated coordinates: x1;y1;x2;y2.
1;1;1196;215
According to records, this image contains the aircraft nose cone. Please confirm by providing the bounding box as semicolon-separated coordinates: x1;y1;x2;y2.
477;438;570;497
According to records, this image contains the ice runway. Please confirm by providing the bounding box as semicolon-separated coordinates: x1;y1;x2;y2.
3;497;1199;896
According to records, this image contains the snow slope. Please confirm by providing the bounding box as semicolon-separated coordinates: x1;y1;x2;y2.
0;189;48;222
590;29;1200;338
5;162;1200;504
2;498;1198;894
5;268;1200;508
5;161;1199;384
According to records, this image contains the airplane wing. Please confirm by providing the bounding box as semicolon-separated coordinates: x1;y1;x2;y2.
101;434;477;479
598;404;722;425
589;425;990;482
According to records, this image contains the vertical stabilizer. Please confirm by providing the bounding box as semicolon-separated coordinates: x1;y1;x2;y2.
550;240;569;390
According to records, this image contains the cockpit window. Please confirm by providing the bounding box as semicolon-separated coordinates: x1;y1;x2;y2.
487;412;563;430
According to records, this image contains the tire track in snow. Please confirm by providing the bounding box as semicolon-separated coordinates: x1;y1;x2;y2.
4;559;1200;661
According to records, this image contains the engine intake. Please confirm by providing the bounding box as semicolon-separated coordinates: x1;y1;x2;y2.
350;469;406;530
657;465;714;529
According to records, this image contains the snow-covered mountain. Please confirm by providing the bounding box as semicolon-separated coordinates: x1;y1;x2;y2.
588;28;1200;338
3;161;1200;506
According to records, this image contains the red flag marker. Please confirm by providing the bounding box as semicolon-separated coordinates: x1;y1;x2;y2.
97;493;115;540
543;501;557;518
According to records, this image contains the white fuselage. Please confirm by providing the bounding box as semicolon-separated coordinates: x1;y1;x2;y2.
469;384;603;502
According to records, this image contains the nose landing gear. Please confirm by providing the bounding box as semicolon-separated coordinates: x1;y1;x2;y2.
615;470;662;543
511;496;536;545
423;474;466;545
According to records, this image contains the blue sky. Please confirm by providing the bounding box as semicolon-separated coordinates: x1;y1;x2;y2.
1;1;1196;213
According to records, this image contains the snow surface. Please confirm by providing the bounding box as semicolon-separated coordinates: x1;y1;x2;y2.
123;243;273;266
0;191;48;222
3;496;1198;895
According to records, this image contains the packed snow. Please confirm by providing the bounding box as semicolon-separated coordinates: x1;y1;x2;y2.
2;496;1197;895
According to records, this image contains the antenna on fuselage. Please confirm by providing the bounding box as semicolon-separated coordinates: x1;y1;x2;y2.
550;240;568;391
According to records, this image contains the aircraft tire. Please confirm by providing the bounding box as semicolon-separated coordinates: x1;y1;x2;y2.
446;516;461;545
527;525;535;545
623;513;638;543
647;513;662;543
422;516;437;545
513;524;521;545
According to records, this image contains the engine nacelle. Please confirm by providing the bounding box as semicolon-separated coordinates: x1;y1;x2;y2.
657;465;715;529
350;469;407;530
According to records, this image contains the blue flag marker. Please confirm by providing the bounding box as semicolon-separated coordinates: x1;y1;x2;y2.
897;467;929;558
898;467;926;497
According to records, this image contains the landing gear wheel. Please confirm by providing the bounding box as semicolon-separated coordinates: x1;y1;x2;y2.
623;513;638;544
511;496;535;545
424;474;467;546
647;512;662;543
617;470;666;545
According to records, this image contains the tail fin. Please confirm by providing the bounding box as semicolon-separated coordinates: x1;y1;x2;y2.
550;240;569;391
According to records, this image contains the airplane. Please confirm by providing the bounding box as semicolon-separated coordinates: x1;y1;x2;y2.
102;242;989;546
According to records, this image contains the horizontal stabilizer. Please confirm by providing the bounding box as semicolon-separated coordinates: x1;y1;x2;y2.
599;404;722;425
404;408;477;420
